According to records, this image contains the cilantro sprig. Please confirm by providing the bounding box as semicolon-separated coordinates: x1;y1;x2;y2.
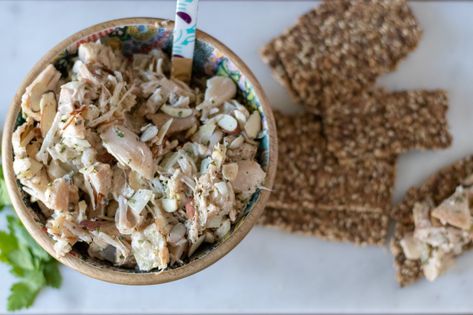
0;167;62;311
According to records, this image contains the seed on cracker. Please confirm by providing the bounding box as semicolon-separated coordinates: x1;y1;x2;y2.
324;89;452;161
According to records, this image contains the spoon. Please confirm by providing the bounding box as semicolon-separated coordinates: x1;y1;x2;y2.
171;0;199;83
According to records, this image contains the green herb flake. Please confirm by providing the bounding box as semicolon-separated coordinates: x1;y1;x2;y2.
115;128;125;138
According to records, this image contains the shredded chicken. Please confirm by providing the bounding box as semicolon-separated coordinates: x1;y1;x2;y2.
12;42;266;272
400;184;473;282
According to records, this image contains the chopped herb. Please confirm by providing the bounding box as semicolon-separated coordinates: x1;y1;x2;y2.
115;128;125;138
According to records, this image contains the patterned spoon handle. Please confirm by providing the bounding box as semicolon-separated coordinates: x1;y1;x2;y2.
171;0;199;83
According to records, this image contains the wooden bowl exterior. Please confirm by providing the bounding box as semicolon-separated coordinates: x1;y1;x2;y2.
2;17;277;285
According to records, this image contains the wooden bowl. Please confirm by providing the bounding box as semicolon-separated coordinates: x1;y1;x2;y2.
2;18;277;285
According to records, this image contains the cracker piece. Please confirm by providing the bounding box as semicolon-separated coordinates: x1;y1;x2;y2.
259;207;389;245
324;89;452;160
269;111;396;213
260;40;299;102
268;0;422;113
391;156;473;286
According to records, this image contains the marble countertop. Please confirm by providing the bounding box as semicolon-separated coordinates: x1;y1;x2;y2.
1;0;473;313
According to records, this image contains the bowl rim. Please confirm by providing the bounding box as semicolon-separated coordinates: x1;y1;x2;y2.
2;17;277;285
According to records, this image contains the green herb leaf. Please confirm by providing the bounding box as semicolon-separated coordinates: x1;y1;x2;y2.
7;249;35;271
7;282;39;311
0;168;10;210
43;261;62;288
23;269;46;290
0;230;18;263
7;215;50;261
1;211;62;311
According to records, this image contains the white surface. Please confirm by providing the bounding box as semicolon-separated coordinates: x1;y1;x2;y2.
1;0;473;313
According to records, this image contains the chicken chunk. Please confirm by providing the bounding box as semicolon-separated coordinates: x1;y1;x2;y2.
131;223;169;271
100;124;155;179
21;65;61;121
431;186;471;230
80;162;112;196
231;160;266;197
78;42;123;71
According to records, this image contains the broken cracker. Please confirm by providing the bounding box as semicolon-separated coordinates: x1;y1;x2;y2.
391;156;473;286
324;89;452;161
266;0;422;114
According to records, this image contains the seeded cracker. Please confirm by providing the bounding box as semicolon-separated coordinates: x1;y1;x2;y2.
259;111;395;244
260;40;300;103
391;156;473;286
267;111;395;212
260;1;348;112
324;89;452;161
265;0;422;114
260;207;388;245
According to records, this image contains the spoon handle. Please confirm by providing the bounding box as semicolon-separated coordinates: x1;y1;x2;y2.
171;0;199;83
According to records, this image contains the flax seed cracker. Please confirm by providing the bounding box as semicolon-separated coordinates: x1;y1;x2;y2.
260;207;389;245
324;89;452;161
268;111;396;213
264;0;422;114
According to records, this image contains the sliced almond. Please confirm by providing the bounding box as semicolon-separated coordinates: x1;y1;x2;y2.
168;223;186;245
192;122;216;144
39;92;57;138
209;107;220;115
217;114;238;133
233;109;247;126
188;234;205;257
222;163;238;181
161;198;178;212
229;135;244;149
140;124;159;142
215;181;229;196
160;104;193;118
156;119;173;145
215;219;231;240
184;123;198;138
235;103;250;118
244;111;261;139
